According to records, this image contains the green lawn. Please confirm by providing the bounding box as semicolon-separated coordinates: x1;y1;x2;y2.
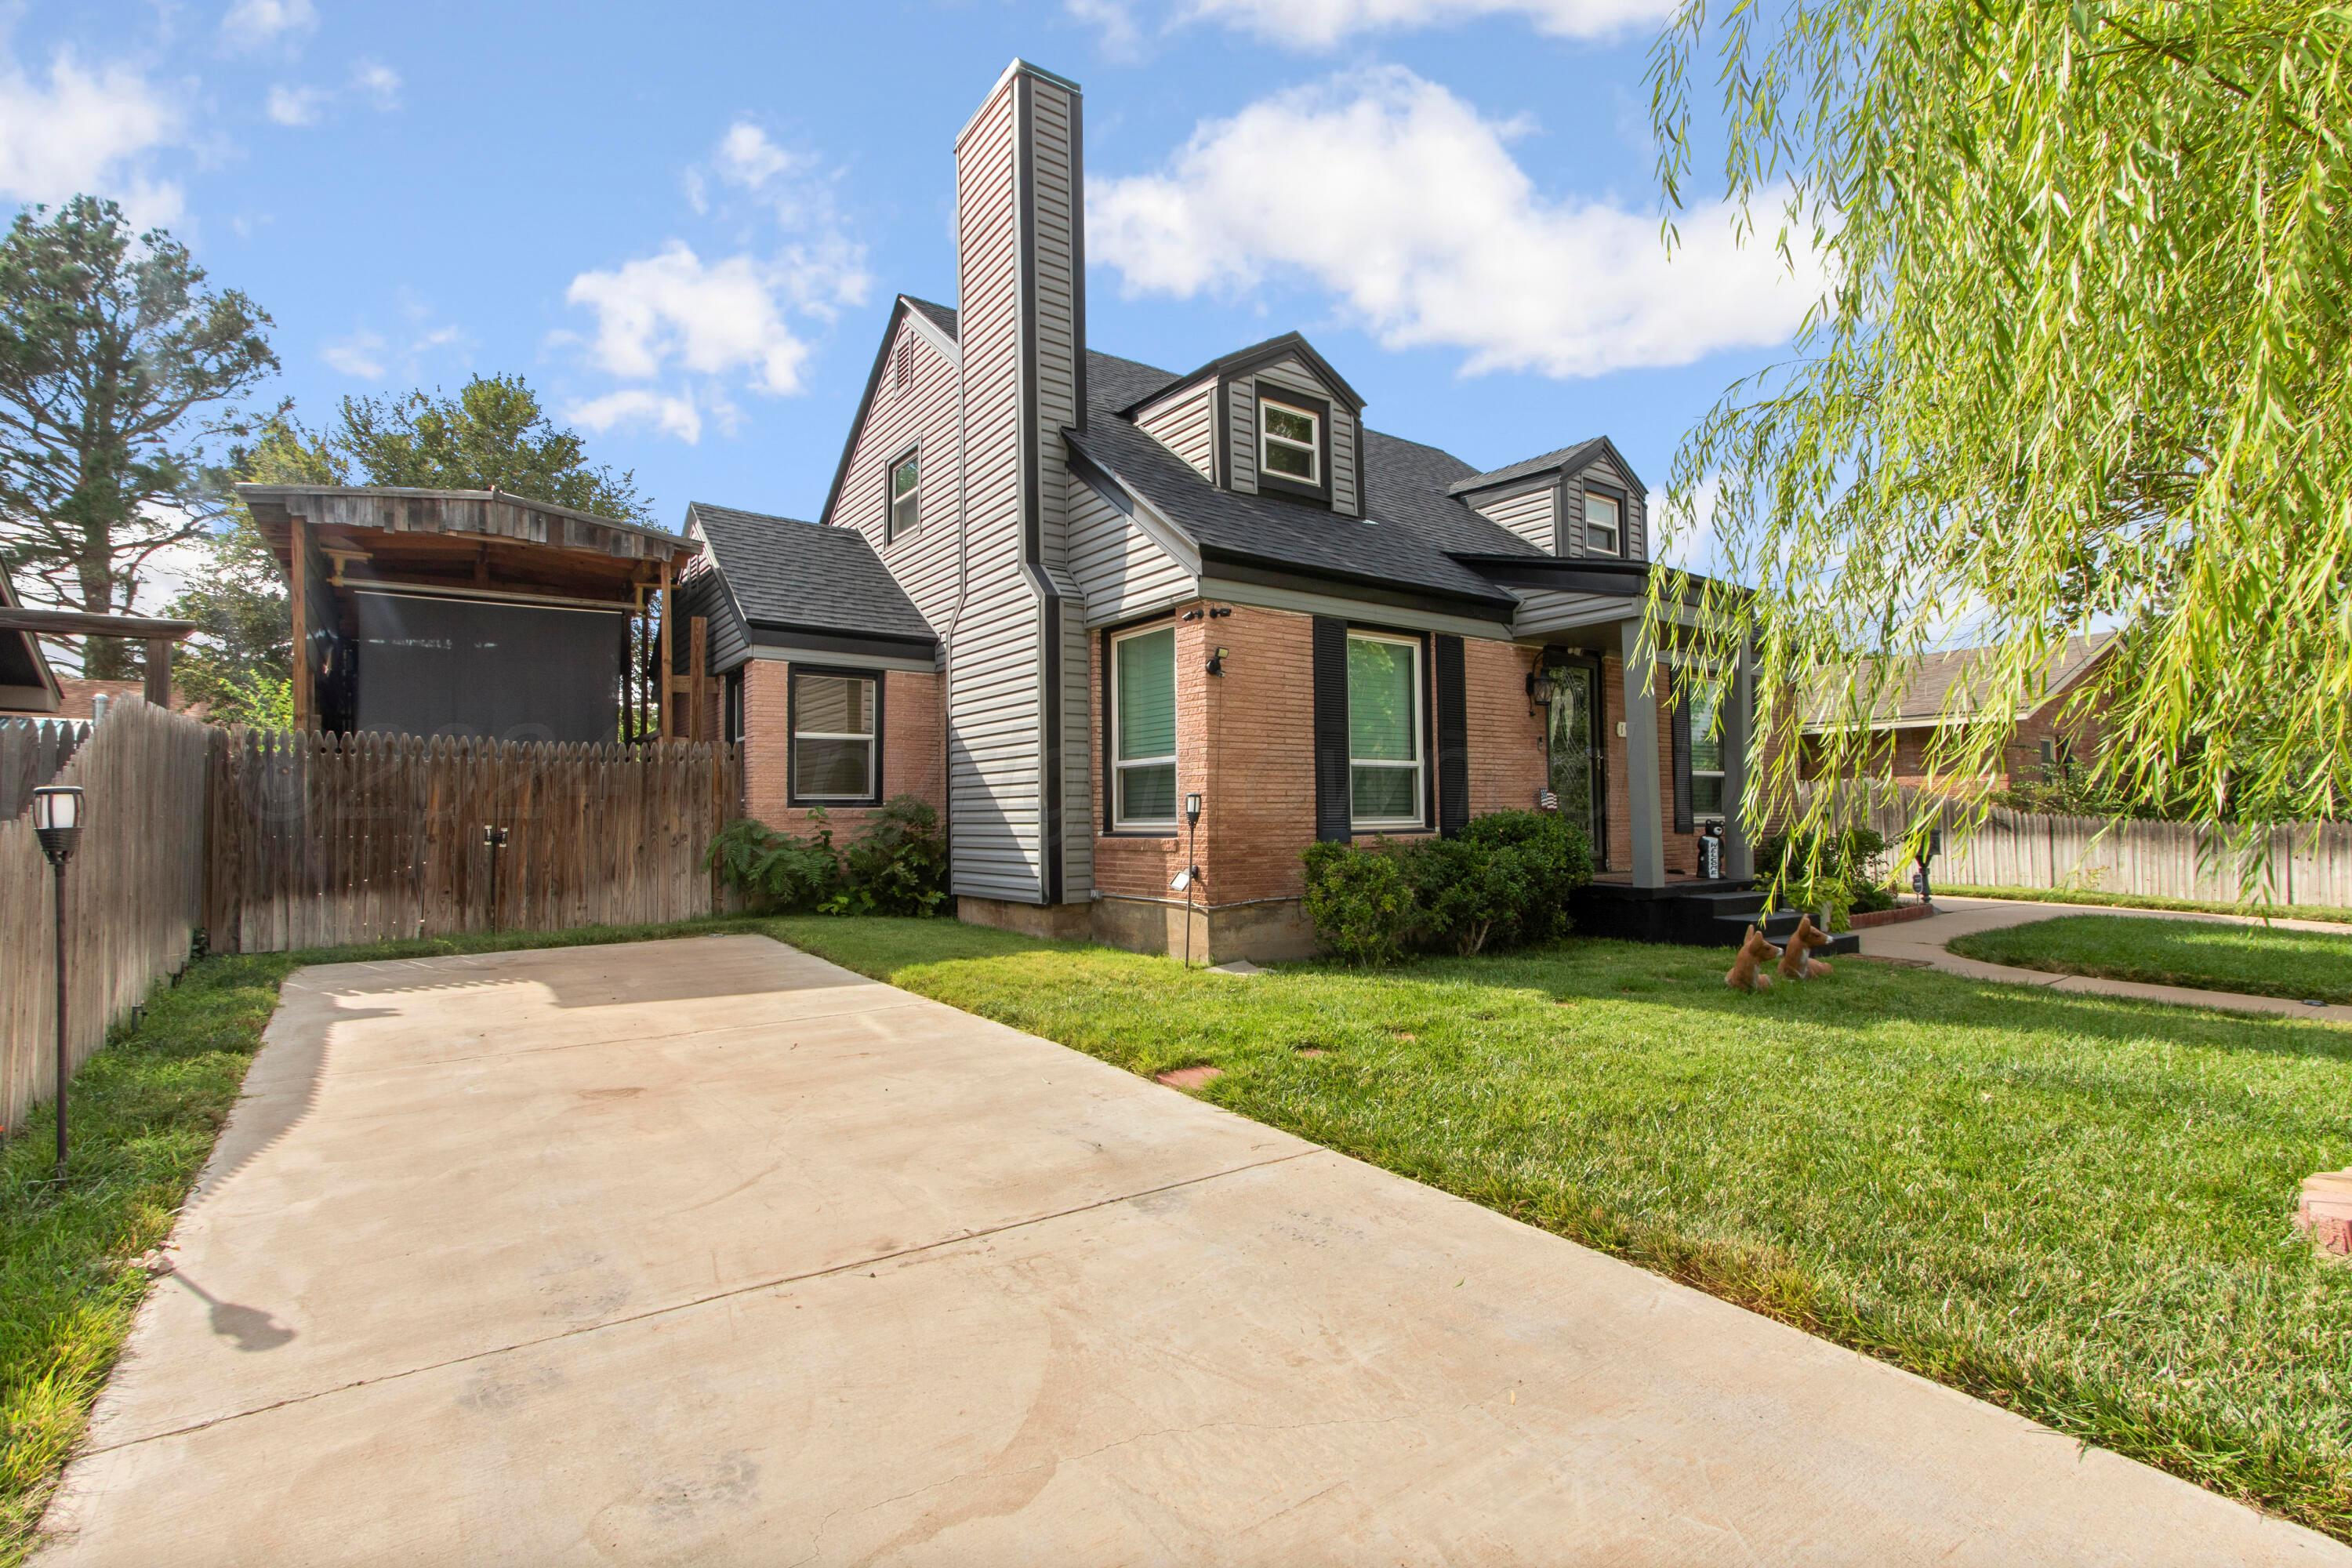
0;916;757;1567
9;913;2352;1552
1942;883;2352;925
1950;914;2352;1004
771;916;2352;1542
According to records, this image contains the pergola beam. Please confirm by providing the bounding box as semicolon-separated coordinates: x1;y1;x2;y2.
0;608;198;640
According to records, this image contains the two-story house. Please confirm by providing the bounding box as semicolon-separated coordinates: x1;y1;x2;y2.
680;59;1761;962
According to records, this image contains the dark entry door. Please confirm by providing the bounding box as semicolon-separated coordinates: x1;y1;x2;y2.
1548;661;1607;865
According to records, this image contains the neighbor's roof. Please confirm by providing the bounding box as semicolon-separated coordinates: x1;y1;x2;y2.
1802;633;2119;732
685;503;937;649
0;561;62;715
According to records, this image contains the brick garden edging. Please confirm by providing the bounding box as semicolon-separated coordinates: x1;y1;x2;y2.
1849;902;1938;931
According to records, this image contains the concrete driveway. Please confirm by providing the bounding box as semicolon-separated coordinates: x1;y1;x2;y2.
38;935;2347;1566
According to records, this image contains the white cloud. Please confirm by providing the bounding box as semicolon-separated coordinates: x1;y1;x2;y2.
0;48;186;228
265;84;324;125
1074;0;1668;50
350;60;401;110
221;0;318;50
559;123;869;442
564;242;818;394
1091;67;1821;379
321;328;386;379
566;388;705;445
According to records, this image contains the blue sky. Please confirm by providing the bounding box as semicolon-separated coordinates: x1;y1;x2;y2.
7;0;1811;604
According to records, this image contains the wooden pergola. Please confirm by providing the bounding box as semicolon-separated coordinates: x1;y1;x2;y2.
0;605;197;712
235;485;710;740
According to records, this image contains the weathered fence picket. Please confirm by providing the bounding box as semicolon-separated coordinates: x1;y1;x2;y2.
201;729;743;953
0;700;209;1134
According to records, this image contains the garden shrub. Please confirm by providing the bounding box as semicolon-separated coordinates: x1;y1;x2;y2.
1755;825;1895;916
1301;840;1419;966
707;795;947;916
1301;811;1595;964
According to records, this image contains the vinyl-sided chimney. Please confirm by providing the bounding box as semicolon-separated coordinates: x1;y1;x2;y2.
949;60;1091;910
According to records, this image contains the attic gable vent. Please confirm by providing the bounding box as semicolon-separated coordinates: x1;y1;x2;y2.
894;338;913;391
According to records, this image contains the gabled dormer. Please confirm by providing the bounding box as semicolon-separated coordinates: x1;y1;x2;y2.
1447;437;1649;561
1121;332;1368;517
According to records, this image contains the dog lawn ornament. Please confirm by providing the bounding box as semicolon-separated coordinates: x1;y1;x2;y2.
1778;914;1835;981
1726;925;1780;993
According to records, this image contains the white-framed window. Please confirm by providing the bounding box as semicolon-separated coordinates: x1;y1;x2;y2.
1110;624;1178;830
888;449;920;542
1689;686;1726;819
1347;630;1424;829
1584;488;1623;555
791;671;879;803
1259;398;1320;484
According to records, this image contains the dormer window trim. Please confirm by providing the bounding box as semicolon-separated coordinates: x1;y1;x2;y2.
1261;398;1320;484
1252;387;1334;505
1580;481;1627;559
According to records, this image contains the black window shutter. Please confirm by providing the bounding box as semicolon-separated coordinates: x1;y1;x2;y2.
1669;669;1694;834
1312;616;1352;840
1435;634;1468;836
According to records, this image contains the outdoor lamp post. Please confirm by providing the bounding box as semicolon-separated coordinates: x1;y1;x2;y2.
31;786;84;1180
1174;793;1205;968
482;823;510;932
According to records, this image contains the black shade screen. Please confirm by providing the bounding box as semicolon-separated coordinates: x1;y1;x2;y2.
354;592;622;743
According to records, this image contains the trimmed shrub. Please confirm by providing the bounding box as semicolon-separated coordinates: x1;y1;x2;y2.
1301;840;1419;967
1302;811;1595;964
1755;825;1895;918
706;794;947;916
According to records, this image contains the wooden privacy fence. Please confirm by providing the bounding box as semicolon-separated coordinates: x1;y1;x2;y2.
204;730;744;953
1845;788;2352;907
0;699;209;1135
0;717;93;820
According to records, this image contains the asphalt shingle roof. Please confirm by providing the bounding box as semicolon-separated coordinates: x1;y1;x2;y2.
687;503;937;647
844;298;1597;611
1801;633;2118;729
1446;439;1608;496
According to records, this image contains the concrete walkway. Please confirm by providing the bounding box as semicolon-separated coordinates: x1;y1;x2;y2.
38;935;2348;1566
1868;895;2352;1024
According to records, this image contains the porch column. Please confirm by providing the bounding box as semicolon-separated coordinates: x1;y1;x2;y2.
1722;637;1755;880
1619;619;1665;887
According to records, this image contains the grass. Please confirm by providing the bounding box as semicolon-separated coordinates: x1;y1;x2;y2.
0;915;759;1567
10;911;2352;1550
1942;882;2352;925
768;916;2352;1542
1949;913;2352;1005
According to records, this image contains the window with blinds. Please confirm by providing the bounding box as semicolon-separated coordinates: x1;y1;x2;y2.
1111;625;1177;830
791;671;879;804
1347;631;1423;829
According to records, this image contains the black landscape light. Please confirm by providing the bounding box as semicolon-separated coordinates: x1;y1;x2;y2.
31;785;84;1179
1174;793;1206;968
483;822;510;931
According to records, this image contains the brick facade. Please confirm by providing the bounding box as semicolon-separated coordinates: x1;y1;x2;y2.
739;659;946;834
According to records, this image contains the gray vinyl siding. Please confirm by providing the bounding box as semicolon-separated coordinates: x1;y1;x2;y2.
1225;372;1258;495
677;519;750;673
947;64;1091;906
1065;474;1196;624
829;314;962;631
1512;588;1639;638
1472;480;1557;554
1563;453;1647;561
951;75;1044;902
1134;381;1216;481
1253;357;1357;516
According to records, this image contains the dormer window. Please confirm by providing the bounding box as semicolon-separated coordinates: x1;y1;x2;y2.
1583;488;1623;556
888;448;920;542
1260;399;1320;485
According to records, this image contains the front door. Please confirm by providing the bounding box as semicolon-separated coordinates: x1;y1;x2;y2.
1548;660;1607;866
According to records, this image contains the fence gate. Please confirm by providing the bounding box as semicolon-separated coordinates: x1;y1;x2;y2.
204;730;744;953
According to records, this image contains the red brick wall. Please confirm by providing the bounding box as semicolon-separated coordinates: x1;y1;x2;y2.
1465;637;1545;815
740;659;945;836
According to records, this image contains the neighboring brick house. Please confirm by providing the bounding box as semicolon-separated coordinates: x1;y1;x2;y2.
677;59;1762;961
1797;634;2116;792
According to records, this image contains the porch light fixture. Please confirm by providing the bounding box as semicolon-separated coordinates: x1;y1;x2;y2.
1526;667;1557;717
31;786;84;1180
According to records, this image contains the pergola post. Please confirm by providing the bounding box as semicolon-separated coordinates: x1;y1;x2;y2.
289;517;311;732
1620;618;1665;888
143;637;172;708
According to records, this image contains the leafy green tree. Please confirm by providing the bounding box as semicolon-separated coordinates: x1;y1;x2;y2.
1643;2;2352;871
333;375;650;521
168;419;342;724
0;196;277;677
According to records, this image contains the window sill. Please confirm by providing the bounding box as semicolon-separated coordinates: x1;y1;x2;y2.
1103;828;1180;840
